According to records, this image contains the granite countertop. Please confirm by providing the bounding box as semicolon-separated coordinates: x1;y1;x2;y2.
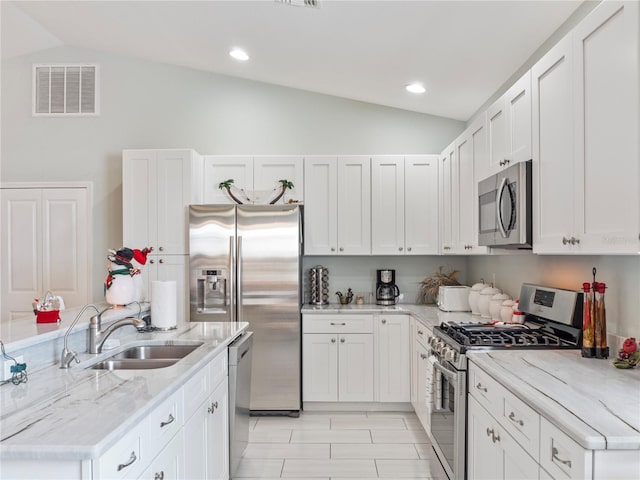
469;350;640;451
0;321;248;460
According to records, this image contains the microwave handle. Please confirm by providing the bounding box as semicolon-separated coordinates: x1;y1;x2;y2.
496;176;509;238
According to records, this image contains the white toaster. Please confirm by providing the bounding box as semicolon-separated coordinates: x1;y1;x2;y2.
437;286;471;312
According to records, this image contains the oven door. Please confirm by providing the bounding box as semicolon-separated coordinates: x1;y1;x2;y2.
430;359;466;480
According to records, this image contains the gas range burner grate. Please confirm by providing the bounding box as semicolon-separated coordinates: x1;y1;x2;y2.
440;322;564;348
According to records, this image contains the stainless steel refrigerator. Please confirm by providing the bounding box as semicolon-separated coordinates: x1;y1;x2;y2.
189;204;302;414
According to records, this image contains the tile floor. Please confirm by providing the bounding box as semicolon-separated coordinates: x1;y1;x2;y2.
234;411;448;479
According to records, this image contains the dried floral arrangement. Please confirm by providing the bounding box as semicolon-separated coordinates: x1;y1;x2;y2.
416;266;461;304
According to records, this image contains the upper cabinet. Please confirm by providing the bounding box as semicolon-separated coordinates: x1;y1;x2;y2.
304;156;371;255
123;149;203;255
439;142;456;254
371;155;439;255
482;71;532;180
203;155;303;205
533;0;639;254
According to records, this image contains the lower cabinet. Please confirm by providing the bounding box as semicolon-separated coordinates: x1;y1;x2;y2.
467;395;539;480
376;314;410;402
140;431;183;480
303;332;374;402
410;318;433;431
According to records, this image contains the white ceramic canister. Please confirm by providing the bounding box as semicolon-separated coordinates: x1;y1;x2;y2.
478;286;501;319
468;281;486;315
500;299;516;323
490;293;512;322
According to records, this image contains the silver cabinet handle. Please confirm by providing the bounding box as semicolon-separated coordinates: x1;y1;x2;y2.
562;236;570;245
420;353;427;360
399;247;403;251
331;247;336;252
508;411;524;426
159;258;164;264
331;338;336;343
155;472;165;480
552;447;572;468
486;428;500;443
339;247;344;252
149;259;155;264
486;427;493;438
407;247;412;252
340;338;346;343
381;319;386;324
160;413;175;428
330;322;346;326
159;246;164;252
207;401;219;414
417;330;424;336
476;383;488;392
117;451;137;471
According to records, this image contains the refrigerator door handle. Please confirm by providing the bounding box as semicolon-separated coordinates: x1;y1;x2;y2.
229;235;236;322
237;235;243;323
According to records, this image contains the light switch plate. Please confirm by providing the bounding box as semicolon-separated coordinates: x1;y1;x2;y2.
2;355;24;382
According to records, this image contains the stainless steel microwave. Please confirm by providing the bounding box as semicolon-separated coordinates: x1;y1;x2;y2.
478;160;532;249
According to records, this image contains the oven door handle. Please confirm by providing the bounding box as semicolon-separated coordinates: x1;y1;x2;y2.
496;176;509;238
433;360;457;383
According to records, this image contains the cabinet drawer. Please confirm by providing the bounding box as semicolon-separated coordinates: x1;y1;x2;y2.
96;425;144;479
540;417;592;479
501;389;540;459
147;390;182;461
303;314;373;333
414;320;429;349
140;430;183;480
468;362;503;413
183;362;211;421
210;349;228;390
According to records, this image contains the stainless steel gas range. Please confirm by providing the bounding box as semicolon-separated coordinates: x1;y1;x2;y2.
426;284;583;480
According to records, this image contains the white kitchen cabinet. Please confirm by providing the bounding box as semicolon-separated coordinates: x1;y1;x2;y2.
483;71;532;179
123;149;203;255
405;155;440;254
533;1;639;254
304;156;371;255
467;395;539;480
375;314;410;402
203;155;303;204
371;156;439;255
371;155;405;255
439;142;456;253
0;185;90;320
139;431;183;480
203;156;253;204
302;314;374;402
455;117;489;255
410;317;433;434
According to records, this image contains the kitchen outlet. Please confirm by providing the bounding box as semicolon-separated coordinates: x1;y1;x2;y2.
2;355;24;382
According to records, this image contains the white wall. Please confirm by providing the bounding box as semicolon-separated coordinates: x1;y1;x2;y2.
1;46;465;303
468;254;640;339
302;255;468;306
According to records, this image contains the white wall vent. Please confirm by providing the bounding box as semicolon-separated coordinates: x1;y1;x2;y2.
32;64;99;116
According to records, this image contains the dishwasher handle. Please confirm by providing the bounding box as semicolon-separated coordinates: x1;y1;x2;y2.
228;331;254;366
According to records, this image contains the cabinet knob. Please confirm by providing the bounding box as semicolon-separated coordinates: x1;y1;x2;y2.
331;247;336;252
331;338;336;343
149;259;155;264
562;236;569;245
159;246;164;252
420;353;427;360
398;247;403;252
417;330;423;336
339;247;344;252
381;319;386;324
159;259;164;264
407;247;412;252
340;338;345;343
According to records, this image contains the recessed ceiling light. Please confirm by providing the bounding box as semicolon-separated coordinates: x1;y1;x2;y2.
405;83;426;94
229;49;249;61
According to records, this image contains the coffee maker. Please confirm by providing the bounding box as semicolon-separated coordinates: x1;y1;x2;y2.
376;269;400;306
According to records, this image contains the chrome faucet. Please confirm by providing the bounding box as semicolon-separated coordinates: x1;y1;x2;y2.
88;311;145;354
60;304;100;369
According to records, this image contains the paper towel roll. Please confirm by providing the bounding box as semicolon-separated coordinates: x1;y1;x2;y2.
151;280;177;330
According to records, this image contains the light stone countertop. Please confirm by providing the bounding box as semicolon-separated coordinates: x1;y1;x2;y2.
0;321;248;460
468;350;640;451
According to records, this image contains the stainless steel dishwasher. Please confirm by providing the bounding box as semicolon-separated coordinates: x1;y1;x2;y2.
228;331;253;478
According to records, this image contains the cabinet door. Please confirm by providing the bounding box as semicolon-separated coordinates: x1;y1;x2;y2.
207;379;230;480
506;71;532;165
467;396;502;480
456;131;473;254
303;156;338;255
303;333;338;402
413;343;431;430
254;156;304;204
203;156;253;204
405;155;439;255
183;399;208;480
439;144;455;253
467;118;489;254
532;35;576;254
147;255;188;323
486;96;508;178
338;333;374;402
140;430;183;480
573;0;640;253
123;150;157;249
156;150;193;255
376;315;410;402
337;156;371;255
371;156;404;255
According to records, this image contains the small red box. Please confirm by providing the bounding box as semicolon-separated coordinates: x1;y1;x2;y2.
36;310;60;323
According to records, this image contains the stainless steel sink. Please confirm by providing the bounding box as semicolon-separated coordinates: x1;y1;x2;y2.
90;343;204;370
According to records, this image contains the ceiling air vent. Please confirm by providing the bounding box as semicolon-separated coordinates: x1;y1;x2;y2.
275;0;319;8
33;64;99;116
